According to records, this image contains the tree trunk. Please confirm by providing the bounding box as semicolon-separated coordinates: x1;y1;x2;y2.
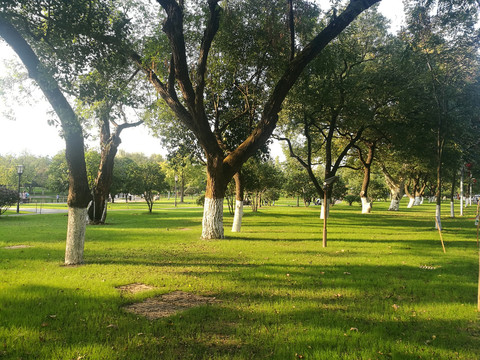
435;137;443;230
414;181;426;206
450;171;457;218
180;170;185;203
387;179;404;211
407;196;415;208
232;172;244;233
88;111;142;224
405;183;415;209
202;197;224;239
382;165;404;211
88;120;119;224
358;142;375;214
202;154;226;239
361;196;371;214
460;166;464;216
65;207;88;265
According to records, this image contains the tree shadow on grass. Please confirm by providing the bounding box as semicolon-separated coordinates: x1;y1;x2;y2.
2;276;477;360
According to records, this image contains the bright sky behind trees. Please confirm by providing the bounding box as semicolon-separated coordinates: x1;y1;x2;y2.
0;0;403;158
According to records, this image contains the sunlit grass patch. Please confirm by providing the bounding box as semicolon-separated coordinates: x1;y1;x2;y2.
0;199;478;359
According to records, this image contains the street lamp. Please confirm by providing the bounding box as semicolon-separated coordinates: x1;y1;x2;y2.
174;174;178;207
16;165;24;214
322;175;339;248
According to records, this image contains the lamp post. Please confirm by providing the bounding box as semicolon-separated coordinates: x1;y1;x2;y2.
16;165;24;214
322;176;339;248
174;175;178;207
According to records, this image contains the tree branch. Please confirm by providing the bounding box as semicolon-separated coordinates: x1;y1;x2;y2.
156;0;196;111
224;0;380;175
277;136;324;197
196;0;221;113
288;0;295;61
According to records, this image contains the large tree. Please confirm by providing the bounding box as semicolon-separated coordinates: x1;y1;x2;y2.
0;1;129;264
277;8;390;219
402;0;479;229
76;66;145;224
0;16;91;264
120;0;380;238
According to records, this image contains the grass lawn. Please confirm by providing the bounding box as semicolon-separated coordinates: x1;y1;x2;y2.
0;200;479;359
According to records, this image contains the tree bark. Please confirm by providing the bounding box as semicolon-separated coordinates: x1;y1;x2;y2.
231;172;244;232
0;17;91;265
202;153;226;239
202;197;224;239
65;207;88;265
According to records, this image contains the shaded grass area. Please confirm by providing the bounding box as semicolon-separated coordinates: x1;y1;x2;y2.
0;200;479;359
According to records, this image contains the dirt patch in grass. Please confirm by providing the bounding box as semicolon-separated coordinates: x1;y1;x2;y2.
124;291;219;319
4;245;32;249
179;228;192;231
116;283;156;294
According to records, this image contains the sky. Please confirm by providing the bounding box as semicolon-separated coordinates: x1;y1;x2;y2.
0;0;404;159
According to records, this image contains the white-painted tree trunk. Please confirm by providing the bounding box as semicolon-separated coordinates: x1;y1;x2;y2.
435;205;442;230
460;167;464;216
65;207;88;265
361;196;371;214
407;197;415;208
450;201;455;218
320;199;330;219
389;199;400;211
231;200;243;232
202;197;224;239
414;196;422;206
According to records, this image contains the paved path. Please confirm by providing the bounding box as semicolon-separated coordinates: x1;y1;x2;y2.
7;207;69;216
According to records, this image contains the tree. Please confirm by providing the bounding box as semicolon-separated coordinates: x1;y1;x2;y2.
282;158;317;207
130;160;167;213
0;186;17;215
110;155;137;202
278;8;390;219
402;0;480;229
76;65;145;224
0;15;91;265
119;0;380;238
0;0;132;263
243;158;283;212
45;151;69;195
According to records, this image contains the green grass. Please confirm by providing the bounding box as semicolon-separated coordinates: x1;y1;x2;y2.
0;200;479;359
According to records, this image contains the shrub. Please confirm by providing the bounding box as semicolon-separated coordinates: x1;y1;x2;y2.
0;187;18;215
196;194;205;207
343;194;361;206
